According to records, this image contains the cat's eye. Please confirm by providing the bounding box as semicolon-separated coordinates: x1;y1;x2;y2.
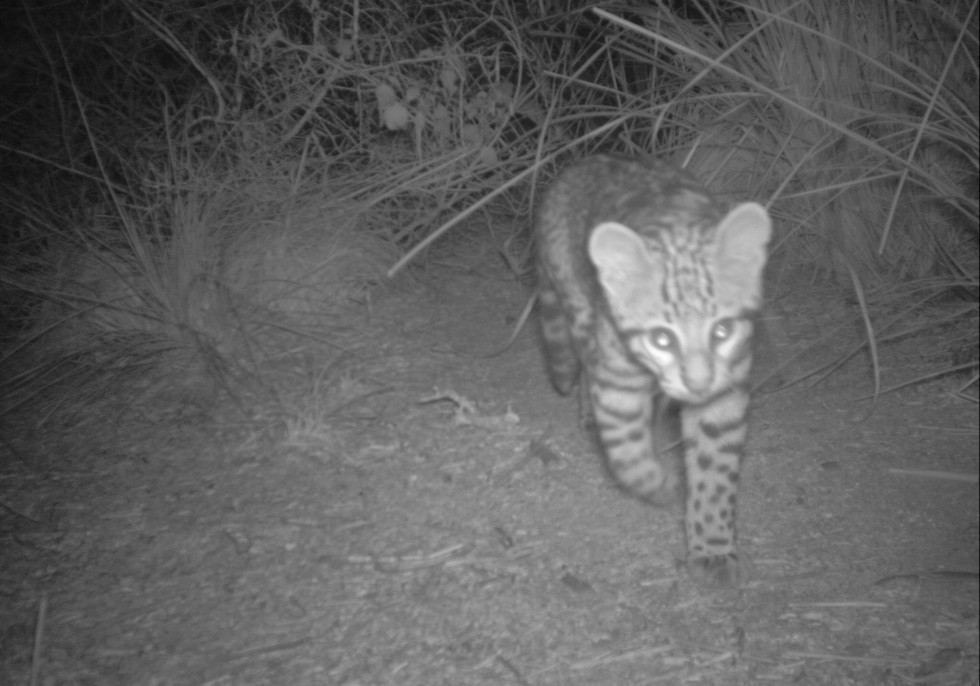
647;328;676;351
712;318;735;342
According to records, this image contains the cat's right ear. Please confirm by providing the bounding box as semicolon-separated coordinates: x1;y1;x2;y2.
588;221;655;301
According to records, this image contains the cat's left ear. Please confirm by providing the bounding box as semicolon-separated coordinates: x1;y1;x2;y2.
714;202;771;304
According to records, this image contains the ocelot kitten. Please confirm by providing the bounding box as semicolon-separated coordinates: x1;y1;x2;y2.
535;154;771;588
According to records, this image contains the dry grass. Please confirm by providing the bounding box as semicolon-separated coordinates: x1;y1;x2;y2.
0;0;976;436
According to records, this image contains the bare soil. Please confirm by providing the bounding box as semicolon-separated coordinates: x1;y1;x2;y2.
2;239;977;686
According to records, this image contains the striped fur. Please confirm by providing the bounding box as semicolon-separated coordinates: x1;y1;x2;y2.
535;154;771;588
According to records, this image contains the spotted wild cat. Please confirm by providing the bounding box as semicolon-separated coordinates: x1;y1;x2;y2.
535;154;771;587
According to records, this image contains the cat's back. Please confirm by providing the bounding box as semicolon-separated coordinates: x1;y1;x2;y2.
537;154;725;246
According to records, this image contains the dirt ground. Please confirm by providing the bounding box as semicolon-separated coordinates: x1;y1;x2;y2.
2;234;978;686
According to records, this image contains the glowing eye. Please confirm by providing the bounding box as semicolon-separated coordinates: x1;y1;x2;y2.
712;318;735;342
647;328;675;351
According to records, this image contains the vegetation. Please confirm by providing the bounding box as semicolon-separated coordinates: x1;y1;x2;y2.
1;0;976;430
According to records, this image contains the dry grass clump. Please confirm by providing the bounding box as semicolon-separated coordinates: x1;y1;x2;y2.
0;153;402;428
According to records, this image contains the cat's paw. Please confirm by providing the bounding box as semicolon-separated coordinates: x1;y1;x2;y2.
686;552;753;588
642;470;681;507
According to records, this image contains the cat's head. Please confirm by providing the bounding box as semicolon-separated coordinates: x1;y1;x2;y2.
588;202;771;404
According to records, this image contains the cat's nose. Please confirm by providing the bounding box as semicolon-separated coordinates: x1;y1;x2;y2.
682;351;714;396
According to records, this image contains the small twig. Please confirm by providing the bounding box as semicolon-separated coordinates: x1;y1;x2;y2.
31;593;47;686
788;601;889;608
0;500;44;525
875;570;979;585
568;644;673;669
220;637;312;664
495;654;531;686
888;468;978;483
911;424;978;434
418;387;478;419
418;387;520;428
782;650;913;666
